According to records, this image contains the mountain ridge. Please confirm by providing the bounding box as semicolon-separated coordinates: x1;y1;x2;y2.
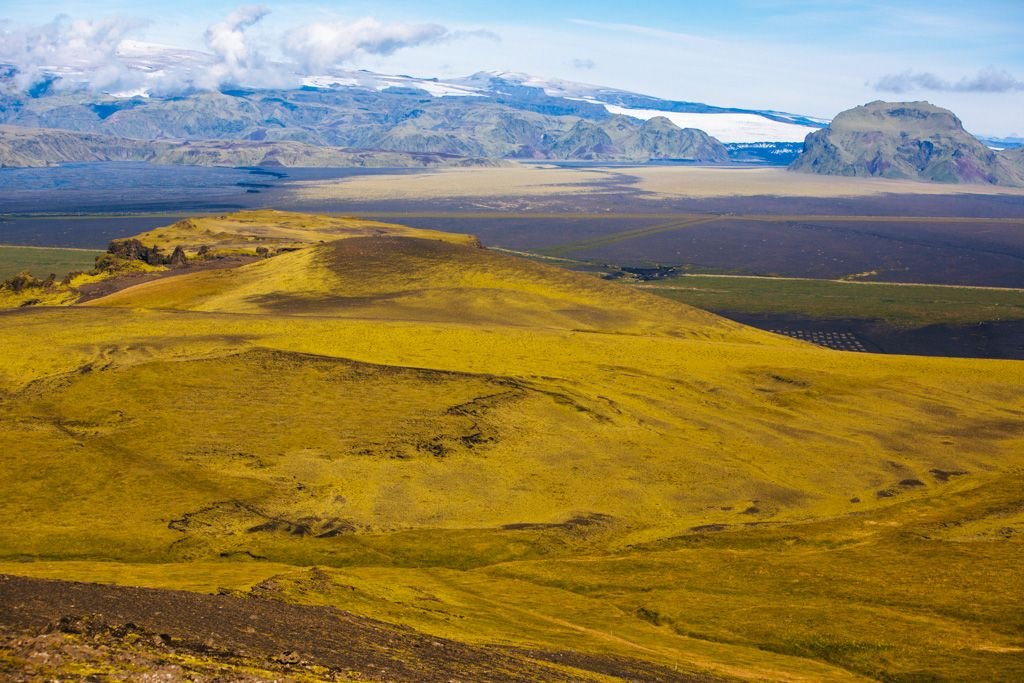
0;124;504;168
0;87;730;166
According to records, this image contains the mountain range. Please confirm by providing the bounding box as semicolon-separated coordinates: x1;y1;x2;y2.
0;43;823;167
0;124;502;169
2;44;1023;184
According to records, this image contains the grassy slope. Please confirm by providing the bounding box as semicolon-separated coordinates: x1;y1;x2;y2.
641;275;1024;327
128;209;480;256
0;245;102;281
85;235;766;338
1;211;1022;681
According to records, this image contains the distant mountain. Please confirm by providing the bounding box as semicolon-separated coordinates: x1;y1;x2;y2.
0;125;502;168
436;71;826;143
0;85;729;166
979;136;1024;150
40;41;829;144
790;101;1024;186
0;44;826;167
0;125;152;167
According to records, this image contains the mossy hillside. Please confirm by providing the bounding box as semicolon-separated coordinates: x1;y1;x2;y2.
6;478;1019;681
85;233;768;339
1;213;1023;681
0;210;481;310
1;304;1021;563
127;209;480;257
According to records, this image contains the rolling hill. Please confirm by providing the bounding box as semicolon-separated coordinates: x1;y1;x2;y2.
1;211;1023;681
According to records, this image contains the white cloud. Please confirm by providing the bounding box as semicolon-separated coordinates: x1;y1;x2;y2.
0;14;147;93
196;5;294;89
873;68;1024;94
0;7;492;92
283;18;461;73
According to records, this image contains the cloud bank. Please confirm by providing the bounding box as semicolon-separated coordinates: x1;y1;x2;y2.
283;18;451;73
0;14;147;93
873;68;1024;94
0;6;494;95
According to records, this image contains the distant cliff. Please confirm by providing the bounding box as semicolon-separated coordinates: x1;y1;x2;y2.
790;101;1024;186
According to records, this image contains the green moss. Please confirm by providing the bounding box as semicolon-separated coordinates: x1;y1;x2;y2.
0;245;102;281
643;275;1024;327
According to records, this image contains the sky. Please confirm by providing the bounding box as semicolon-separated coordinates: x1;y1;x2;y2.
2;0;1023;136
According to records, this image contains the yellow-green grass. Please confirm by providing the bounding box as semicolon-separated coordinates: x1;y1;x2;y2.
641;275;1024;327
129;208;479;257
0;258;165;308
0;210;479;310
1;211;1023;680
0;245;102;280
2;306;1020;547
2;478;1021;680
84;235;771;339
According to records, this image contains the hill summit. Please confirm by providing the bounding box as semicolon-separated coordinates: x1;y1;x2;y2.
790;101;1024;185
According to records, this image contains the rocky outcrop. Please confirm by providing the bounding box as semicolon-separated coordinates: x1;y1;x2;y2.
106;239;165;266
169;246;189;266
790;101;1024;186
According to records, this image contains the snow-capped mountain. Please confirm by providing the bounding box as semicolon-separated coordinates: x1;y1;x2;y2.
1;43;830;165
297;69;827;143
442;71;827;143
15;40;828;145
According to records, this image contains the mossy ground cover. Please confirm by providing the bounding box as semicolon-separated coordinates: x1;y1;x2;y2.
0;212;1022;680
0;245;102;280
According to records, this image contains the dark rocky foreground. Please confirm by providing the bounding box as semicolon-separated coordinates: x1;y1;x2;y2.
0;574;717;682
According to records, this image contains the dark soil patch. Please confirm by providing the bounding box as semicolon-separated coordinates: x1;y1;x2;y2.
76;255;259;302
930;469;969;482
0;574;720;682
503;513;615;533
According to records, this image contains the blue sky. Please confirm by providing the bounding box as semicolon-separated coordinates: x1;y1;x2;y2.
3;0;1023;135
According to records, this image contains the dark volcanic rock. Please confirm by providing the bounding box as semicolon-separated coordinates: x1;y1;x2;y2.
106;238;166;266
169;245;188;266
790;101;1024;186
107;238;153;262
